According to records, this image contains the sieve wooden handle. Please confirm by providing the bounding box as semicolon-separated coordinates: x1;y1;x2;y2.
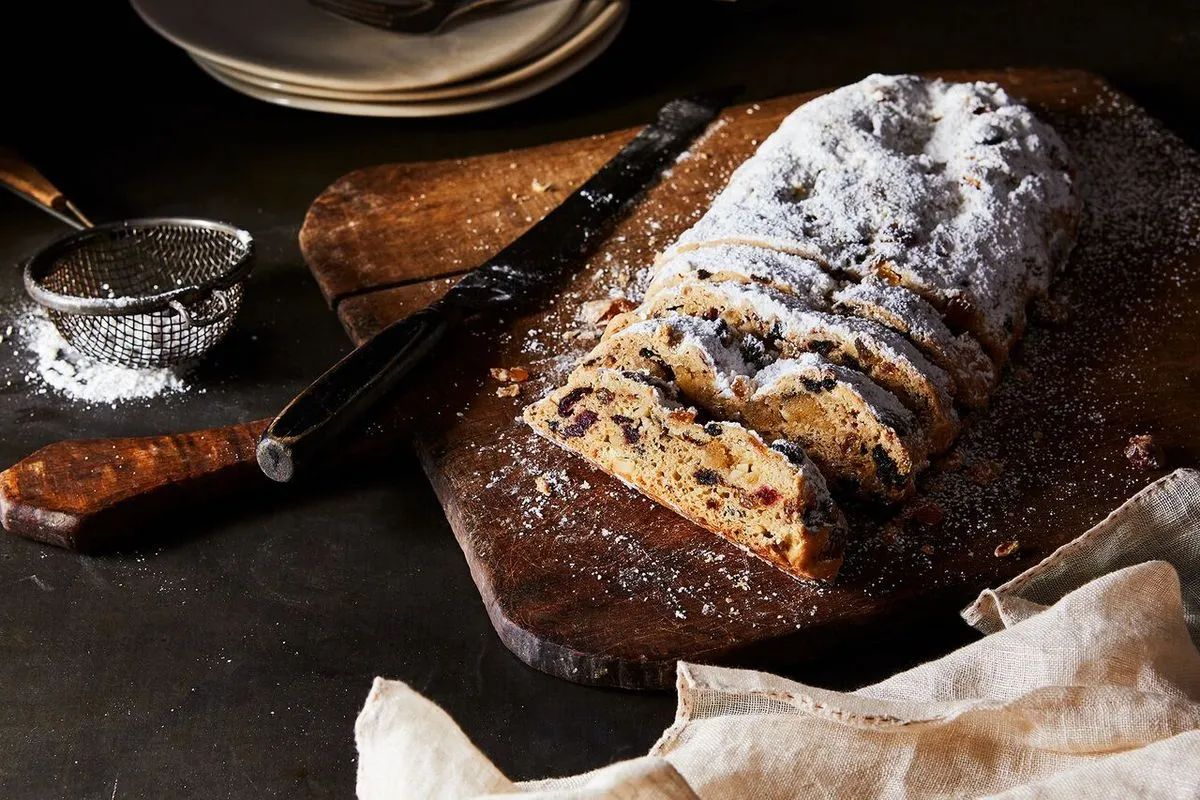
0;147;92;229
0;419;269;551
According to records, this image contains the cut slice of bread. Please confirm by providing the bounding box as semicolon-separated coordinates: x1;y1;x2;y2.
523;368;846;582
744;356;925;501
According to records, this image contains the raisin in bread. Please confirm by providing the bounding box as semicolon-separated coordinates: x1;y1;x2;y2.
580;315;924;500
523;368;846;581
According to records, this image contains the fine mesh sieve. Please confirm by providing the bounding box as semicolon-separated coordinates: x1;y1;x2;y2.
23;218;254;367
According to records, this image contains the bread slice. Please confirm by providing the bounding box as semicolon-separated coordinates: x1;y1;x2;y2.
832;276;997;408
621;280;960;453
523;368;846;581
744;356;924;501
581;315;924;500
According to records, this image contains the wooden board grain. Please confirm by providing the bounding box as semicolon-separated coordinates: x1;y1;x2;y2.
300;69;1200;689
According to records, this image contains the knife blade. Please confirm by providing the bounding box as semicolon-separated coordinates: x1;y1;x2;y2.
257;92;734;482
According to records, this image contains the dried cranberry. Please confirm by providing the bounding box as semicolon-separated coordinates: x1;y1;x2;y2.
752;486;781;506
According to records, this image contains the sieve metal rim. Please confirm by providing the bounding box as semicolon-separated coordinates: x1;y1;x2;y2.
23;217;255;318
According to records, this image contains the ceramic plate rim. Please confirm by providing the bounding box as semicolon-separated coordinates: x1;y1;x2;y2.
197;0;619;103
130;0;581;91
193;3;626;117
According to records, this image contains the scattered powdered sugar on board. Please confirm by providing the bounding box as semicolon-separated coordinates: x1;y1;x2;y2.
1;303;189;405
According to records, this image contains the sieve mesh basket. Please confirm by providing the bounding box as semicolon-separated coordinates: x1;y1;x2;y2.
24;218;254;368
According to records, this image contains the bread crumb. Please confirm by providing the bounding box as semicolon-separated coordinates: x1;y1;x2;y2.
531;178;555;193
919;544;935;555
579;297;637;327
1124;434;1163;471
967;459;1004;485
490;366;530;383
994;540;1020;558
936;450;964;472
903;499;944;526
496;384;520;398
535;476;552;496
1031;296;1071;325
880;522;904;545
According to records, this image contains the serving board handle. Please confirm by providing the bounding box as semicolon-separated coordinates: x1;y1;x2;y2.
0;420;268;551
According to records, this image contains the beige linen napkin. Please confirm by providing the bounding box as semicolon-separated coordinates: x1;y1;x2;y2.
356;469;1200;799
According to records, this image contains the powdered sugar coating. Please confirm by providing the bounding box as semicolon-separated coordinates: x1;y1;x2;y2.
669;74;1081;357
646;243;837;306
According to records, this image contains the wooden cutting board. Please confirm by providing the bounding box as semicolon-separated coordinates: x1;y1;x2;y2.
299;68;1200;689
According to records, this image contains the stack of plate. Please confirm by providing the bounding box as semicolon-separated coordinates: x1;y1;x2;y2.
131;0;629;117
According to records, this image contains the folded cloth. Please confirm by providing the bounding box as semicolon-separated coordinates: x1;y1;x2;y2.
356;469;1200;799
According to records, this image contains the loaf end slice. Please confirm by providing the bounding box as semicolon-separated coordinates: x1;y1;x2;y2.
523;368;846;582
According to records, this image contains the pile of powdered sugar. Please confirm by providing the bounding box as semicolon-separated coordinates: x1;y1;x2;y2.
1;303;188;405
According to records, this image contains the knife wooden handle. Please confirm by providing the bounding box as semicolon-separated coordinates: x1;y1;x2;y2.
257;304;456;482
0;419;269;552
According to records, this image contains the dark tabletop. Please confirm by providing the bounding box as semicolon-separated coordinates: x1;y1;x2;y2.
2;1;1198;796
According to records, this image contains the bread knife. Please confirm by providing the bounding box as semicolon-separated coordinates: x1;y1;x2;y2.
257;91;734;482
